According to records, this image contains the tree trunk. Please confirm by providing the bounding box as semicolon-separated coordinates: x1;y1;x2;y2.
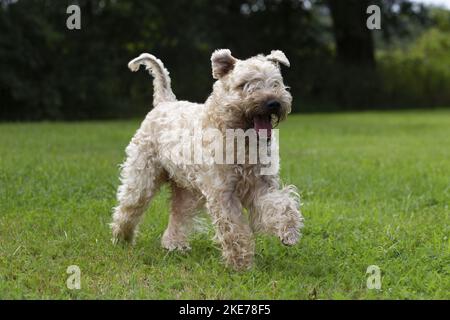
327;0;375;66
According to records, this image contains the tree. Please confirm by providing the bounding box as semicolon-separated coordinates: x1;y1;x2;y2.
327;0;375;66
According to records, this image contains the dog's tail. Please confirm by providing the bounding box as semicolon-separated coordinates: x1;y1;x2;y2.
128;53;176;105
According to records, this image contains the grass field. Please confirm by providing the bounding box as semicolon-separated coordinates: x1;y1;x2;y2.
0;110;449;299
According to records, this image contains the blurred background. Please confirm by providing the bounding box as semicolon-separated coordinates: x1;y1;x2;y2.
0;0;449;121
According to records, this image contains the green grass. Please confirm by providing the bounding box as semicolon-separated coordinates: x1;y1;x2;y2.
0;110;449;299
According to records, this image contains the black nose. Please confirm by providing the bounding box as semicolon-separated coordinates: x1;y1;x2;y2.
266;100;281;111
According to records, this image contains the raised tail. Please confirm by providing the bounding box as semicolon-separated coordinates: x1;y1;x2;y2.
128;53;177;105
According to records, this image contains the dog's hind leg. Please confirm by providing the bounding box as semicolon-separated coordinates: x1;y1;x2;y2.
161;183;203;251
111;140;165;244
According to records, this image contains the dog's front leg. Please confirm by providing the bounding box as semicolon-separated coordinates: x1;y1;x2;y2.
204;184;255;270
249;178;304;246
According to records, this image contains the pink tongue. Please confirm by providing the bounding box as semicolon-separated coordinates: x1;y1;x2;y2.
254;116;272;138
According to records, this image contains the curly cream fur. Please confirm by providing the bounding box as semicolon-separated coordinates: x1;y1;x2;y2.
111;49;304;270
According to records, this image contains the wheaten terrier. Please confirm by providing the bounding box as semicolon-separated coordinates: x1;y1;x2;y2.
111;49;304;270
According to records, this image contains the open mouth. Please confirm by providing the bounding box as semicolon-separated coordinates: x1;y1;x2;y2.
253;115;272;138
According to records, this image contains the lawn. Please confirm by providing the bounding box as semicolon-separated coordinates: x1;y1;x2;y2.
0;110;449;299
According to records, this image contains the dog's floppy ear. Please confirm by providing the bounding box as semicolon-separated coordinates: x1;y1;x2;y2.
266;50;290;68
211;49;237;79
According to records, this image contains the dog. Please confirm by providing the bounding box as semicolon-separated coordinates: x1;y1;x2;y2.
110;49;303;270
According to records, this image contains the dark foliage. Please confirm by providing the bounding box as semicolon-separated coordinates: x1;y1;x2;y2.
0;0;448;120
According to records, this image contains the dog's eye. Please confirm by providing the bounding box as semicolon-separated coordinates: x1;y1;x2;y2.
236;82;246;90
270;81;283;89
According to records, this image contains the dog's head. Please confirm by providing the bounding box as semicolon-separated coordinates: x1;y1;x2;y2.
210;49;292;136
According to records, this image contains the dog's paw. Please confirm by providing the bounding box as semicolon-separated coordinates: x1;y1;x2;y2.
111;234;135;246
110;223;135;245
162;242;191;252
161;235;191;252
280;227;300;246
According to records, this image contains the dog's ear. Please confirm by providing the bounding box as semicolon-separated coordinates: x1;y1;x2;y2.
266;50;290;68
211;49;237;79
